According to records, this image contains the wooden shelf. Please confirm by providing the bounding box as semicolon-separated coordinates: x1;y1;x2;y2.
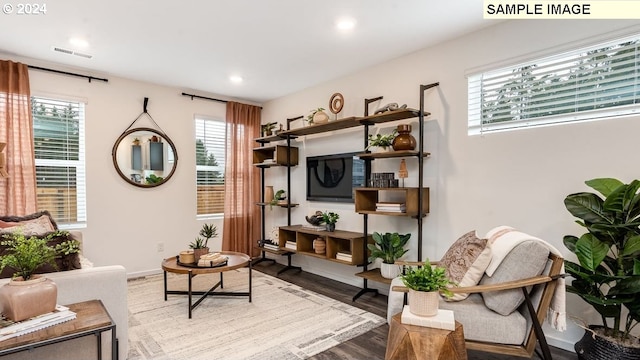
356;150;431;160
255;202;299;208
355;268;393;285
252;145;299;166
279;225;372;266
254;133;298;144
357;108;428;125
355;187;429;217
255;246;289;255
280;116;360;137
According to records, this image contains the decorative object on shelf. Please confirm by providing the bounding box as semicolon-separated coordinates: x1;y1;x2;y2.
398;159;408;187
307;108;329;125
179;250;195;264
0;230;58;321
400;259;455;317
370;172;399;188
392;124;416;151
132;137;141;146
367;232;411;279
268;189;286;209
265;186;275;205
261;122;277;136
274;123;284;135
329;93;344;119
305;211;325;226
563;178;640;357
366;129;398;152
313;237;326;254
374;103;407;115
321;211;339;232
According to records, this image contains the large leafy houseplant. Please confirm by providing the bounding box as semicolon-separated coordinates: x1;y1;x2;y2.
367;232;410;264
563;178;640;343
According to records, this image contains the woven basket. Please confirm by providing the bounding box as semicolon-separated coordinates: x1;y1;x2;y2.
408;289;439;317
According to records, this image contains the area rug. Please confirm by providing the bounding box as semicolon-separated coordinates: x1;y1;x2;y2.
127;269;385;360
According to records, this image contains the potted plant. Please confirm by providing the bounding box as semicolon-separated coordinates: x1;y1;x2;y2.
261;122;277;136
564;178;640;359
0;231;58;321
400;259;455;317
307;108;329;125
367;232;410;279
190;223;218;263
366;129;398;152
321;211;339;232
269;189;286;209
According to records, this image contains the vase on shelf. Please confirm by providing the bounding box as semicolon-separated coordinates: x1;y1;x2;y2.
265;186;274;204
326;223;336;232
313;238;326;254
380;262;401;279
313;110;330;124
392;124;416;151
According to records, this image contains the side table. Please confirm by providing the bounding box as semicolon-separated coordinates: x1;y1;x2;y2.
386;313;467;360
0;299;117;360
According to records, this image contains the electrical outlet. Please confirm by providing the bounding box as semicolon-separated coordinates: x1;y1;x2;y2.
157;242;164;252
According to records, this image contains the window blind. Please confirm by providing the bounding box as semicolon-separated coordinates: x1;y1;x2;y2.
468;34;640;135
195;117;226;217
32;96;86;226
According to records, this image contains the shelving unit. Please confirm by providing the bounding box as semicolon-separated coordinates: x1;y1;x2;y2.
253;83;439;298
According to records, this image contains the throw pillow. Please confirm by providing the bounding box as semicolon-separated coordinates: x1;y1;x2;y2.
0;211;58;235
439;230;492;301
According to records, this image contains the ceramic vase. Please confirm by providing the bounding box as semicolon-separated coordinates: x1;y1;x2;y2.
392;124;416;151
326;223;336;232
313;238;326;254
0;275;57;321
380;262;401;279
193;247;210;263
313;110;330;124
408;289;439;317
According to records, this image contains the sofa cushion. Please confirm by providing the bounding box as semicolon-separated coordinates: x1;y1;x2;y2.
439;230;492;301
480;240;549;316
440;293;527;345
0;211;57;235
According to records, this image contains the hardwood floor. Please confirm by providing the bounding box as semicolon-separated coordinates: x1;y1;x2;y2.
252;260;577;360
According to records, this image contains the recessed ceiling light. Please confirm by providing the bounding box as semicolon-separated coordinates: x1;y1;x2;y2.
230;75;243;84
69;38;89;48
336;18;356;31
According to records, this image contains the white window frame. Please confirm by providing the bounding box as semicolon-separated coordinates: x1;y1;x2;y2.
32;95;87;228
195;116;226;219
468;33;640;135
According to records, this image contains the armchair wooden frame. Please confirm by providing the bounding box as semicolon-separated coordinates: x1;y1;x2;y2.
392;254;564;360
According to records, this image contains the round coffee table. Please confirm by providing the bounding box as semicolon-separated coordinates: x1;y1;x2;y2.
161;251;251;318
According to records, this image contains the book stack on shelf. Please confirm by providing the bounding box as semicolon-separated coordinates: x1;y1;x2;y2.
0;305;76;342
376;202;406;213
336;251;352;262
302;224;325;231
262;239;279;251
285;241;297;250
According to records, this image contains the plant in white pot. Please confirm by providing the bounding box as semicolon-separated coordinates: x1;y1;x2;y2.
0;231;58;321
400;259;455;317
367;232;410;279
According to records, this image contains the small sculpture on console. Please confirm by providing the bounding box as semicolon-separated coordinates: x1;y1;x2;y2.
374;103;407;115
305;211;325;226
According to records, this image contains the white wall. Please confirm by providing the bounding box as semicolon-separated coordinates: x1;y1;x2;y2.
261;20;640;351
0;53;258;277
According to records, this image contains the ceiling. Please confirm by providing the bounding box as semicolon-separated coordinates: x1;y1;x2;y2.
0;1;495;103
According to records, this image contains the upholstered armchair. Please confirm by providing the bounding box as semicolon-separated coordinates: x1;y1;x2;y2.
387;228;565;360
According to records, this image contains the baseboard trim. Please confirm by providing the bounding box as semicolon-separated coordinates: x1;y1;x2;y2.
128;268;162;279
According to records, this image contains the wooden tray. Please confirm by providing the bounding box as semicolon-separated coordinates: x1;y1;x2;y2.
175;255;228;268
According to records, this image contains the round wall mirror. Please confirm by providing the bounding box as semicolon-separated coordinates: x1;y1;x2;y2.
112;127;178;187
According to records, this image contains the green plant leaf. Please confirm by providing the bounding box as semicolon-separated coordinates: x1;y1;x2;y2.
565;192;613;225
634;259;640;275
609;276;640;295
586;178;624;198
563;235;579;253
575;233;609;272
622;235;640;256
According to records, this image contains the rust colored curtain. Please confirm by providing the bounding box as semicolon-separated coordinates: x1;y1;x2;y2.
0;60;36;215
222;101;261;257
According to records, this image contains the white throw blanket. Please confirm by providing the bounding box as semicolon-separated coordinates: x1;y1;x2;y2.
485;226;567;332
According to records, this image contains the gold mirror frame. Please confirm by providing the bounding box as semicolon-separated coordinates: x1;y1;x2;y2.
111;127;178;188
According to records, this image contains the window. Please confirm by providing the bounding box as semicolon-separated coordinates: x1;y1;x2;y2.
468;33;640;135
32;96;86;227
195;117;226;217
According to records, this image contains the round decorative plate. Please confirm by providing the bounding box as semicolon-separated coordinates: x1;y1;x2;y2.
329;93;344;114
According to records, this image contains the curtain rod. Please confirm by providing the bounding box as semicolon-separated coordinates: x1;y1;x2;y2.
182;92;263;109
27;65;108;83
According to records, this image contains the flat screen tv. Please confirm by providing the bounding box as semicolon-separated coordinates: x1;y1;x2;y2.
306;152;367;203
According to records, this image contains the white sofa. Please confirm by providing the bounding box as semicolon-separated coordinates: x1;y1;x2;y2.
0;232;128;360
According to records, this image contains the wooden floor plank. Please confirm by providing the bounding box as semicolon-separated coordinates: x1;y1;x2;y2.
253;261;577;360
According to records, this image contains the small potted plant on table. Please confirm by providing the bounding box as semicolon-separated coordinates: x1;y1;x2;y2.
0;231;59;321
367;232;410;279
190;223;218;263
400;259;455;317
